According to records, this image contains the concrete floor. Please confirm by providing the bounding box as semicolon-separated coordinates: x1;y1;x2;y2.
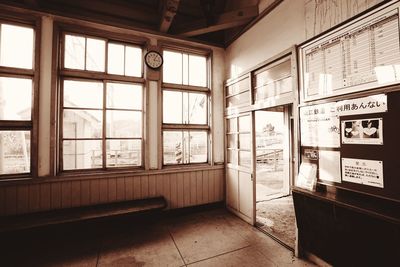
0;207;316;267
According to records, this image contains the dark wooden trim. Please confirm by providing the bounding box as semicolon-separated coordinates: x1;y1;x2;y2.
0;163;224;186
60;69;145;83
0;2;225;49
50;22;61;177
0;66;35;76
162;124;209;130
162;82;209;93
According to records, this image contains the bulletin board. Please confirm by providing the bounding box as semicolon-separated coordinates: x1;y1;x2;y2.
299;91;400;202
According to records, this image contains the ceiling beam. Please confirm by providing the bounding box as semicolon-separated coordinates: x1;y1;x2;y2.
159;0;180;33
174;5;258;37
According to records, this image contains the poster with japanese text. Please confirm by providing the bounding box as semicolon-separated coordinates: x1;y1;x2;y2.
342;118;383;145
342;158;384;188
300;102;340;148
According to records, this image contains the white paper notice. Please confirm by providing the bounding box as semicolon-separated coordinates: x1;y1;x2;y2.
319;150;341;183
342;158;384;188
300;102;340;148
336;94;387;116
296;163;318;191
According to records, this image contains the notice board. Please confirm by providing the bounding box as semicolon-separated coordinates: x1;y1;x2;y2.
298;1;400;202
299;90;400;202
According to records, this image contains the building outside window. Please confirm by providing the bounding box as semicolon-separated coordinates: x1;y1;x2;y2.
60;32;144;171
162;49;210;165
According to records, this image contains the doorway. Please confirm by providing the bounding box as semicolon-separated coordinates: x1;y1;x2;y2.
254;105;296;249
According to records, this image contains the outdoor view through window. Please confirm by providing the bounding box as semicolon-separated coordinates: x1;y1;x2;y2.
62;33;143;170
162;50;209;165
0;23;34;176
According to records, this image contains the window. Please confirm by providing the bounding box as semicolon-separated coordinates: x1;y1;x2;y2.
60;32;144;171
0;22;36;177
162;49;209;165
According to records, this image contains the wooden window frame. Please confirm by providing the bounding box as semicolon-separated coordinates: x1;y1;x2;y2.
0;13;40;180
161;47;211;166
57;28;146;174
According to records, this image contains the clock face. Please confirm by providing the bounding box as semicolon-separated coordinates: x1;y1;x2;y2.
145;51;163;69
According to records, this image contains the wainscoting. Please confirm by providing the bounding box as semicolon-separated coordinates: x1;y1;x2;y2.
0;167;224;216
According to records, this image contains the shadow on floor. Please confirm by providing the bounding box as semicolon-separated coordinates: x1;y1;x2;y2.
0;207;314;267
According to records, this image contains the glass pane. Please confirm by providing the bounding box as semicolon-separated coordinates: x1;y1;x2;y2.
188;93;207;124
163;131;183;164
239;133;251;150
190;131;207;163
63;140;102;170
107;83;142;109
227;118;237;133
108;43;125;75
0;77;32;120
0;131;30;175
227;78;249;96
163;90;182;123
226;91;249;108
63;80;103;109
182;92;189;124
64;35;85;70
163;51;182;84
106;110;142;138
0;24;34;69
227;150;238;165
107;139;141;167
63;109;102;138
86;38;105;72
239;115;251;132
182;53;188;85
189;55;207;87
125;46;142;77
239;151;251;167
227;134;237;149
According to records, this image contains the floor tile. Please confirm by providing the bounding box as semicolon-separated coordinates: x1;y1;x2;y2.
188;246;276;267
168;215;250;264
97;226;183;267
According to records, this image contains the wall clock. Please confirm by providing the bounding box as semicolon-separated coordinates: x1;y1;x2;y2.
144;50;163;70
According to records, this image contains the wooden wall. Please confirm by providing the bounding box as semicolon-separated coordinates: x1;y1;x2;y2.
0;167;224;216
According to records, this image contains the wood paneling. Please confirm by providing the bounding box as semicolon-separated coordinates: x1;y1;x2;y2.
116;177;125;201
61;181;72;208
125;177;133;200
108;178;117;202
71;180;81;207
40;183;51;211
0;168;224;216
28;184;40;212
50;182;61;209
17;185;30;214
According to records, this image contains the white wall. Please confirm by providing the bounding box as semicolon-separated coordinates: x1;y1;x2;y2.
225;0;306;79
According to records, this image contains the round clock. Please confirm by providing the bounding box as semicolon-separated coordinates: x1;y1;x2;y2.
145;50;163;70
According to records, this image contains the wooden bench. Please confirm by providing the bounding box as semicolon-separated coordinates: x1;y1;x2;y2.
0;197;167;232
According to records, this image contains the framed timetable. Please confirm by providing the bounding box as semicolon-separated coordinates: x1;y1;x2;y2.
299;0;400;102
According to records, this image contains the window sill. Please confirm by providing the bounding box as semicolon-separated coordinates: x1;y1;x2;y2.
0;164;224;186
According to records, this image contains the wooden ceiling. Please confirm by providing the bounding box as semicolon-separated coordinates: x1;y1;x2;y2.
3;0;283;47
